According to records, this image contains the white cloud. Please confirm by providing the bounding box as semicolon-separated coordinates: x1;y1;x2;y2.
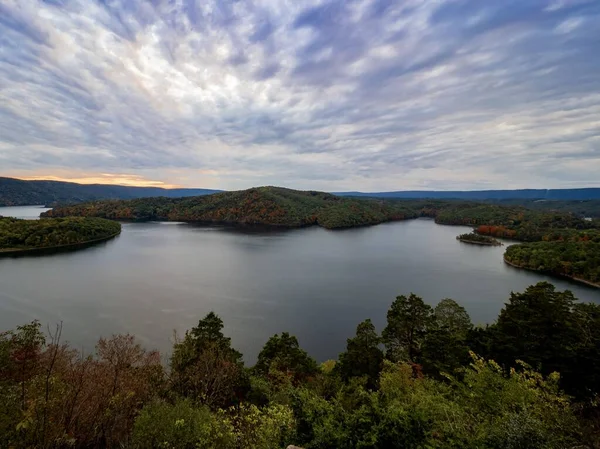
0;0;599;191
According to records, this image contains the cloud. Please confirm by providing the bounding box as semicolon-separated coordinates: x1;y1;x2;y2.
0;0;599;190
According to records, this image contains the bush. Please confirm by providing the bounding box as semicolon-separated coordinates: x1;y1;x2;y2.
132;399;233;449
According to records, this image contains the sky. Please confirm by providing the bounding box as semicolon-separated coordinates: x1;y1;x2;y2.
1;0;599;191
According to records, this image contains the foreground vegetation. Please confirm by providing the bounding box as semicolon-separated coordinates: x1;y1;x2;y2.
0;217;121;252
2;282;600;448
42;187;417;229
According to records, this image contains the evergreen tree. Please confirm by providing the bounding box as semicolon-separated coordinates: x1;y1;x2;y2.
336;319;383;390
422;298;472;376
382;294;432;362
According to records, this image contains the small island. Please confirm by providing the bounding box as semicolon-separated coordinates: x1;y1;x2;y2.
0;216;121;256
456;232;502;246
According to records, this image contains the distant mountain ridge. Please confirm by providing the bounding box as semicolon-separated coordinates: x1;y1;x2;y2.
334;188;600;200
2;177;600;207
0;177;221;207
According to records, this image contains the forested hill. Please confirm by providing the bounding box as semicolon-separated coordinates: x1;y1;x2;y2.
0;217;121;252
336;188;600;200
42;187;416;229
0;177;220;207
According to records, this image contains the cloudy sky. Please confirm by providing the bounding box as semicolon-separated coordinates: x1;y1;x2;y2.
1;0;599;191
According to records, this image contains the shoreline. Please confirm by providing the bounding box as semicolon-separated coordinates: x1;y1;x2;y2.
503;257;600;289
0;230;121;257
43;215;412;231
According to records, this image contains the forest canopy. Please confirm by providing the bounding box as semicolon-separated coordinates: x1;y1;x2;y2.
505;241;600;285
0;216;121;251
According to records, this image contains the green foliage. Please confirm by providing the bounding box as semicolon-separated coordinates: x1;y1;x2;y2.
224;403;296;449
43;187;418;229
254;332;319;383
382;293;433;362
485;282;600;398
0;217;120;251
293;355;582;449
336;320;383;390
488;198;600;219
436;203;594;240
421;299;472;376
131;399;232;449
505;241;600;285
132;400;295;449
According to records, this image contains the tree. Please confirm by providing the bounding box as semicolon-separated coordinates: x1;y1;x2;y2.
490;282;581;395
336;319;383;390
421;299;472;376
382;294;432;363
171;313;248;409
570;302;600;398
254;332;319;383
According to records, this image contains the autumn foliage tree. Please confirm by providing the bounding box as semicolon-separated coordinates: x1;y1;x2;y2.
0;325;162;449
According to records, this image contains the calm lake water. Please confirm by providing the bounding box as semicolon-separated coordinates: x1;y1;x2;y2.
1;205;598;363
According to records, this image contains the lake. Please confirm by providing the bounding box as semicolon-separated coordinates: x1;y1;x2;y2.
1;205;598;363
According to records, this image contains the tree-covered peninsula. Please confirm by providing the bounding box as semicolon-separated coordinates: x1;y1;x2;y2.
2;282;600;448
505;241;600;286
42;187;417;229
0;216;121;253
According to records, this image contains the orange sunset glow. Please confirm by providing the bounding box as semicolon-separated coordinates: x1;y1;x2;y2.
13;173;181;189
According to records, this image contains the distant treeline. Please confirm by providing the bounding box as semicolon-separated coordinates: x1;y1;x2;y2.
335;188;600;201
2;282;600;448
486;199;600;218
0;217;121;251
